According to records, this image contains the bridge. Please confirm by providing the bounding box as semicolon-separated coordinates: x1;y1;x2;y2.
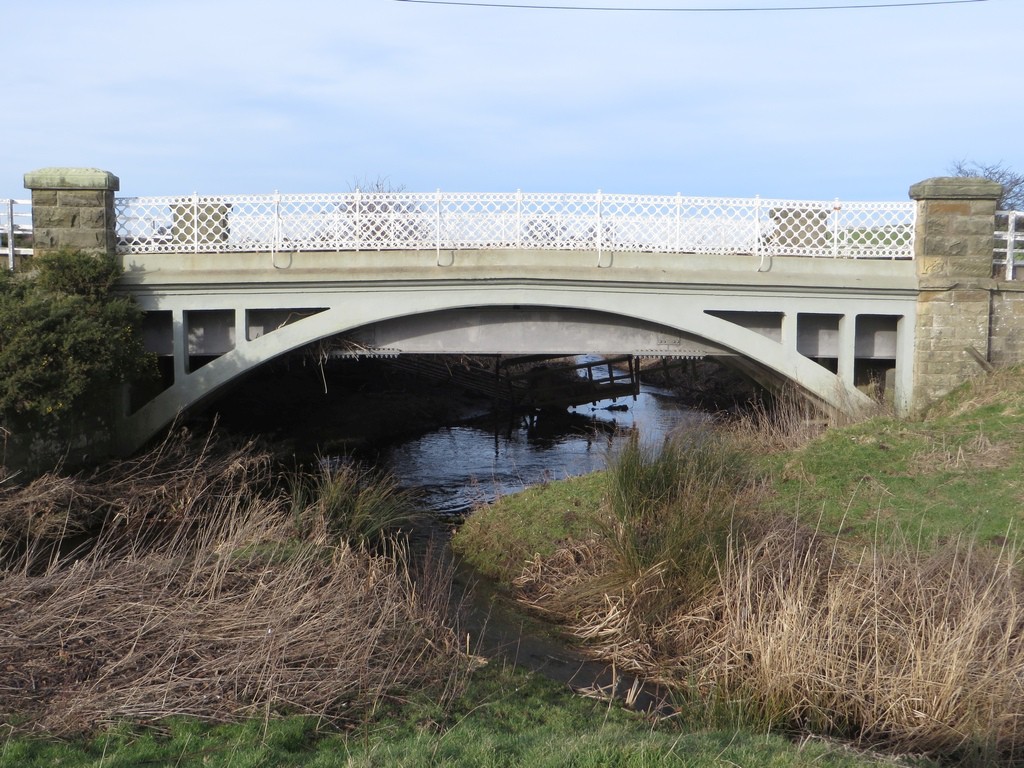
17;168;1024;457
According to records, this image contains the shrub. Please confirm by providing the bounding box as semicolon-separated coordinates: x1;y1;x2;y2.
0;249;153;429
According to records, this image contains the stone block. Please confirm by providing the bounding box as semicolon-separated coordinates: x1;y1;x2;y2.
917;257;951;277
929;201;972;216
954;217;998;237
969;199;999;216
921;234;967;258
44;229;106;251
909;177;1002;201
949;287;989;302
77;208;108;228
33;207;70;228
924;215;954;236
57;190;107;208
30;190;58;206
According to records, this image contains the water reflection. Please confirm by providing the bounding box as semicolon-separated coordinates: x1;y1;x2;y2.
370;383;706;517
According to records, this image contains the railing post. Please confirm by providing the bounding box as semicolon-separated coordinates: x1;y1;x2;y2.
596;189;604;265
831;199;841;259
753;195;762;262
435;188;442;256
191;192;200;254
515;189;522;249
5;198;13;271
354;188;361;252
674;192;681;253
273;191;282;253
1007;212;1018;281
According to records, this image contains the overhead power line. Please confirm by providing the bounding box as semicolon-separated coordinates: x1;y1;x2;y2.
394;0;987;11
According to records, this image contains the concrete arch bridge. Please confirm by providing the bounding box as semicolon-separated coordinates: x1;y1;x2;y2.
20;169;1018;456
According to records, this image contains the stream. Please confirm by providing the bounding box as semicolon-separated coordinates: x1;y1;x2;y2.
363;360;708;519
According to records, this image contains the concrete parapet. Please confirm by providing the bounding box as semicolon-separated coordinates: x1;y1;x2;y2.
23;167;120;257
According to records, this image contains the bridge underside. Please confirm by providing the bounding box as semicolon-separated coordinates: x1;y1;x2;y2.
115;248;918;454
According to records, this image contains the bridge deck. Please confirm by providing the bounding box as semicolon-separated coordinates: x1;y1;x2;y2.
117;248;919;294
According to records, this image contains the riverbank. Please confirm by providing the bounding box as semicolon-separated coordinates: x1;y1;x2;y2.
5;365;1019;766
0;428;896;768
453;365;1024;766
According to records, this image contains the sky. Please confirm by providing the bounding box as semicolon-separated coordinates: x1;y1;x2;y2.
3;0;1020;204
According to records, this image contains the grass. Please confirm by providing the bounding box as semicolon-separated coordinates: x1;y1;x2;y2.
0;666;913;767
762;367;1024;546
455;470;608;583
0;431;469;736
289;460;424;547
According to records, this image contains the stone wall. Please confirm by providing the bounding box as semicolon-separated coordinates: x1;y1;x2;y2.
909;177;1002;412
22;167;119;256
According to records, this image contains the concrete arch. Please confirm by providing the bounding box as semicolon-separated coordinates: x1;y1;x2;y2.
117;285;874;454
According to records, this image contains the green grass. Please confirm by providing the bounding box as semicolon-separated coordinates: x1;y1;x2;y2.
0;666;914;767
762;371;1024;547
454;471;608;583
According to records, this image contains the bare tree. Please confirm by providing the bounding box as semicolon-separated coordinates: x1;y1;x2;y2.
949;159;1024;211
348;175;406;193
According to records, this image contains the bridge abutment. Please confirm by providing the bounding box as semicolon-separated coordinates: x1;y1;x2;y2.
910;176;1003;412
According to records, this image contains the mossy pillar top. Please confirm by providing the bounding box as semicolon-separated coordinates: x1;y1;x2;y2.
24;167;120;256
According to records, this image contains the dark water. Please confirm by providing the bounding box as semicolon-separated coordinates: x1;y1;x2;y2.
364;359;707;517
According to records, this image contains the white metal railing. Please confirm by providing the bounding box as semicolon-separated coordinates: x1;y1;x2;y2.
2;199;32;270
114;191;917;260
995;211;1024;280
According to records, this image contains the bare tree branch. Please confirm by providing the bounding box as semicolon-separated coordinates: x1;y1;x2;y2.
949;159;1024;211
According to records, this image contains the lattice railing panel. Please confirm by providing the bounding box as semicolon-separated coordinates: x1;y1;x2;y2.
116;191;916;259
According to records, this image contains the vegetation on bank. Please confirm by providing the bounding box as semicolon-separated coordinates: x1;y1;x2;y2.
0;430;902;768
1;366;1021;766
454;369;1024;766
0;432;466;736
0;248;154;473
0;249;151;427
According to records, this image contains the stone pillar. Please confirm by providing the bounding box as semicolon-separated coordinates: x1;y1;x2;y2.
22;167;120;257
909;176;1002;412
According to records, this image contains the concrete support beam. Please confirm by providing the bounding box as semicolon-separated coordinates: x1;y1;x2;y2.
836;314;855;389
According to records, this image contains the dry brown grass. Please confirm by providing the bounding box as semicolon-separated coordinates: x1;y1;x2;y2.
723;386;842;454
909;430;1016;475
0;427;274;546
926;366;1024;420
0;431;469;736
516;519;1024;765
